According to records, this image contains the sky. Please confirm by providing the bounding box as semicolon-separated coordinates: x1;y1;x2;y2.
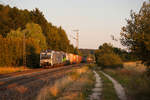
1;0;146;49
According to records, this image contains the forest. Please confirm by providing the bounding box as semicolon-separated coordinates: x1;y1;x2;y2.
0;4;78;67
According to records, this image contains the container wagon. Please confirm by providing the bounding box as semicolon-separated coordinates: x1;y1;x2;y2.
40;50;92;68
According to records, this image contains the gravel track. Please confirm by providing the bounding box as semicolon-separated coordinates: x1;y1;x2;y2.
90;70;103;100
100;71;127;100
0;64;82;100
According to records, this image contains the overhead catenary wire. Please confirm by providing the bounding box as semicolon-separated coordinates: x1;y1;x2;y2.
0;0;14;5
72;29;79;49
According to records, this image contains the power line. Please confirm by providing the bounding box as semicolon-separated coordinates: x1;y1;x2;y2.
0;0;5;4
72;29;79;49
111;35;118;41
6;0;14;4
0;0;14;5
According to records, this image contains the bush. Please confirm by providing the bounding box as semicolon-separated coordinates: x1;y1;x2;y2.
95;43;123;69
97;53;123;69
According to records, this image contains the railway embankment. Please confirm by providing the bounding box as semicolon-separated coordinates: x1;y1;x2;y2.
37;65;95;100
0;65;79;100
0;67;29;75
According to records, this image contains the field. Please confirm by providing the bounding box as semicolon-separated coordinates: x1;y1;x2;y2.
103;62;150;100
123;61;146;72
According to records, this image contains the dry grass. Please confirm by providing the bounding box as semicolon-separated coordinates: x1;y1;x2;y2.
37;66;95;100
104;68;150;100
123;61;146;72
0;67;29;74
15;85;28;94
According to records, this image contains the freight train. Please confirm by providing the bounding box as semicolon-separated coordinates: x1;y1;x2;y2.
40;50;92;67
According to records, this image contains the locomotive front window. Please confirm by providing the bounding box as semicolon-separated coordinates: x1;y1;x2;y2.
41;54;51;59
47;55;51;59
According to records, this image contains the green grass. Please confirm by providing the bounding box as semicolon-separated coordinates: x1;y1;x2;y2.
98;71;119;100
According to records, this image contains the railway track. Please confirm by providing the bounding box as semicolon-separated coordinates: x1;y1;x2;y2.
0;64;82;100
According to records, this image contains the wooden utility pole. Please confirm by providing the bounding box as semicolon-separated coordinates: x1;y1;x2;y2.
23;32;26;67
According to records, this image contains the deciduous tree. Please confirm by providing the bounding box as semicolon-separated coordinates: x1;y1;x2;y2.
121;1;150;66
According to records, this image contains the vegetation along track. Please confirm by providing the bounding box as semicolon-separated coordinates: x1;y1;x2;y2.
0;64;82;100
0;68;44;79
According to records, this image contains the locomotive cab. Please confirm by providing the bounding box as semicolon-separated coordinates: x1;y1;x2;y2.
40;50;52;67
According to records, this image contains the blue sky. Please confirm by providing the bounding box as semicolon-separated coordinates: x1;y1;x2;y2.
2;0;146;49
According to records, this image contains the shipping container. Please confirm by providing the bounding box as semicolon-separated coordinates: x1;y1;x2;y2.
68;53;74;64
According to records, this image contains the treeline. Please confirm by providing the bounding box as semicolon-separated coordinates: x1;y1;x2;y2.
79;49;95;60
0;4;78;67
79;49;95;56
95;43;136;69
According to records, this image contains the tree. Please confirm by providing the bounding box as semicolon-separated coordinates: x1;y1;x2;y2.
0;4;77;67
5;23;47;67
121;1;150;66
7;23;47;50
98;43;114;54
57;27;70;52
23;23;47;50
97;53;123;69
95;43;123;69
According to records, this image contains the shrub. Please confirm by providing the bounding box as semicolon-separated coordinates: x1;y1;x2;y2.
97;53;123;69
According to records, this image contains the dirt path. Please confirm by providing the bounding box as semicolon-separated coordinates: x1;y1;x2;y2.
100;71;127;100
89;70;103;100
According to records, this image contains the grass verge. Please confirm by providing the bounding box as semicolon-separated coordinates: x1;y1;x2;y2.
37;65;95;100
104;68;150;100
0;67;29;74
123;61;146;72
